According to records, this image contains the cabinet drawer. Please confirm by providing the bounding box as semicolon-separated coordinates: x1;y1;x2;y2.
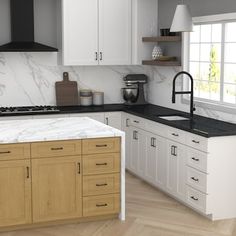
83;153;120;175
186;133;208;152
83;174;120;196
0;144;30;161
186;148;208;173
167;127;185;143
82;138;120;154
129;116;145;129
83;194;120;217
186;167;208;193
31;140;82;158
186;186;210;214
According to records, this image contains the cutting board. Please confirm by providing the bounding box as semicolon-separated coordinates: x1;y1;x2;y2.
55;72;79;106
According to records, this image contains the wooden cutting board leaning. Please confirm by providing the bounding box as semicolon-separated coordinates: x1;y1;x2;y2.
55;72;79;106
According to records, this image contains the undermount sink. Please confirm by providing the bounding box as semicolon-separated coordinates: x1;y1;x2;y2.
157;115;190;121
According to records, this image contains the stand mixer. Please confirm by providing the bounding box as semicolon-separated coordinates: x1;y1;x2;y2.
122;74;148;105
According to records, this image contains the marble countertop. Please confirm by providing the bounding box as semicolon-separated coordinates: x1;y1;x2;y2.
0;117;124;144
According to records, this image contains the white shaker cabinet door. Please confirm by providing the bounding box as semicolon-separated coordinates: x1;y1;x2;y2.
62;0;98;65
99;0;132;65
166;140;186;201
104;112;122;130
144;133;167;189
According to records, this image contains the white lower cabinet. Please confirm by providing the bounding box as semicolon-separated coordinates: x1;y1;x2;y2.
104;112;122;130
166;140;186;201
121;113;236;220
144;132;166;189
129;127;142;174
122;117;167;190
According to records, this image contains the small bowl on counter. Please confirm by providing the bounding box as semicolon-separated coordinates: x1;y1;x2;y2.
80;89;93;106
79;89;104;106
80;89;93;97
93;92;104;106
80;96;93;106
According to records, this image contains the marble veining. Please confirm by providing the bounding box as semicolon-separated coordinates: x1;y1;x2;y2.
1;51;236;125
0;52;153;107
0;117;124;143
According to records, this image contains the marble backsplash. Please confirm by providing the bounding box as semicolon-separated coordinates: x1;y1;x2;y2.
148;66;236;124
1;52;236;124
0;52;154;106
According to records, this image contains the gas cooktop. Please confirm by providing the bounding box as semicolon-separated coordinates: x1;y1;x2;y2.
0;106;60;114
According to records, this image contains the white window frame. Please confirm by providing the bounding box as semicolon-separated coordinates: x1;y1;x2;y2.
182;12;236;114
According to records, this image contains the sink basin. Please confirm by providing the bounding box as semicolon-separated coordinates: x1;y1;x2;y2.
157;115;190;121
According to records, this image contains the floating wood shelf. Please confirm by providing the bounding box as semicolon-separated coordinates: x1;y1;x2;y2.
142;36;181;42
142;60;181;66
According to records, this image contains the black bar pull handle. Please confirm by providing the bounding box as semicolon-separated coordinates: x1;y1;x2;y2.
96;163;108;166
191;157;199;162
191;196;199;201
0;151;11;155
192;140;200;144
96;183;108;187
77;162;81;174
96;203;108;207
96;144;108;148
51;147;63;151
191;177;199;182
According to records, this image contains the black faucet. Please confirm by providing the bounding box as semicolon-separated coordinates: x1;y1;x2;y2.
172;71;196;119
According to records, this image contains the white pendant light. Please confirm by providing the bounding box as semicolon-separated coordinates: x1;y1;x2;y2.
170;4;193;32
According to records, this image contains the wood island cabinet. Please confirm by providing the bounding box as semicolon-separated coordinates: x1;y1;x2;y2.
0;137;121;230
0;159;31;227
32;156;82;222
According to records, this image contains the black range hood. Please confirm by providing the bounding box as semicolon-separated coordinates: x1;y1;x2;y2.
0;0;58;52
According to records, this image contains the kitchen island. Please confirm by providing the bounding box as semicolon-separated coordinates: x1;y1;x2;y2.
0;117;125;231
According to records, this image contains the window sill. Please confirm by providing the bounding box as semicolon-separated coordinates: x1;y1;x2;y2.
182;97;236;114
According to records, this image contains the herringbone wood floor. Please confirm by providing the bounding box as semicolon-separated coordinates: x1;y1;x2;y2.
1;172;236;236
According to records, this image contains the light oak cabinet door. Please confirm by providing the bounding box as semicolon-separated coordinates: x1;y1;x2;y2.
99;0;132;65
32;156;82;222
0;160;31;227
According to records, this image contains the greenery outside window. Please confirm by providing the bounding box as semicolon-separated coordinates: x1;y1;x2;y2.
184;13;236;112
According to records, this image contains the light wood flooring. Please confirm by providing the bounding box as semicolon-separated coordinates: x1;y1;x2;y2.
1;172;236;236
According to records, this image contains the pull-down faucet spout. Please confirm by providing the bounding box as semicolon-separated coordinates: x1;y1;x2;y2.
172;71;195;119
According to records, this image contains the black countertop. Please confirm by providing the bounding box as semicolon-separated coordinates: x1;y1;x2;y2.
1;103;236;138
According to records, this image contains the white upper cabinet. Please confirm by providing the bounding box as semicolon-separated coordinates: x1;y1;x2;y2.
62;0;98;66
99;0;132;65
62;0;131;66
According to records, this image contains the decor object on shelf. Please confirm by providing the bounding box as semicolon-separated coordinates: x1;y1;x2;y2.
157;56;177;61
170;3;193;32
152;45;163;60
142;36;181;66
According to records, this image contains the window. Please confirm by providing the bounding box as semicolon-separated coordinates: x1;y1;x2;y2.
185;13;236;111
